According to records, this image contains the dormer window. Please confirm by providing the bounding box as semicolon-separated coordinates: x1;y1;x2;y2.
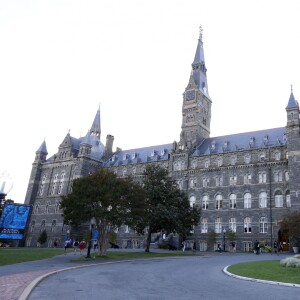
244;154;251;164
123;154;128;160
249;137;255;147
161;149;166;156
259;152;266;162
111;155;116;162
132;153;137;159
151;150;157;157
211;141;216;150
274;151;281;161
263;135;269;145
224;141;229;148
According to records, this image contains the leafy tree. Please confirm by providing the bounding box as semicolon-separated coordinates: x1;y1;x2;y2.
226;229;237;242
37;229;47;245
131;165;201;252
207;230;217;251
280;211;300;247
60;169;145;256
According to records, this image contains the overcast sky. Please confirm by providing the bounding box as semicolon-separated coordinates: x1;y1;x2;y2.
1;0;300;203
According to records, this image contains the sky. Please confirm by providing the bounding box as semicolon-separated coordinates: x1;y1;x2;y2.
1;0;300;203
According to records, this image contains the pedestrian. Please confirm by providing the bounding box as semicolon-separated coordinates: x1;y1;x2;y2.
73;239;80;254
79;240;86;255
254;240;260;255
273;240;279;255
64;239;70;255
93;240;98;252
217;242;221;253
182;241;186;252
54;239;58;248
231;242;236;253
279;242;283;253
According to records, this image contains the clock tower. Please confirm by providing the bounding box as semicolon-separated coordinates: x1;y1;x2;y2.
178;28;212;151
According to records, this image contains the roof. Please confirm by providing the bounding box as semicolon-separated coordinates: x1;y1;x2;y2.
192;127;287;156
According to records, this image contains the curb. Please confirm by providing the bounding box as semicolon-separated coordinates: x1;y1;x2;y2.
223;265;300;288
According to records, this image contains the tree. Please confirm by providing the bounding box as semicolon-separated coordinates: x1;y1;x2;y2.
131;165;201;252
60;169;145;256
280;211;300;248
37;229;47;245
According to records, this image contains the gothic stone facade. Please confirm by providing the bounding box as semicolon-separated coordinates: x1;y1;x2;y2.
24;32;300;252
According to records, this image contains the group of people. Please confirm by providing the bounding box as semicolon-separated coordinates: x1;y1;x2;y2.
254;240;283;255
63;238;99;255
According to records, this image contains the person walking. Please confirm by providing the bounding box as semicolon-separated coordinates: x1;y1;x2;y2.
273;240;279;255
73;239;80;254
254;240;260;255
79;240;87;255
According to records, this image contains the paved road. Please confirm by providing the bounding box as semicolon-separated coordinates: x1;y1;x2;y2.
28;253;299;300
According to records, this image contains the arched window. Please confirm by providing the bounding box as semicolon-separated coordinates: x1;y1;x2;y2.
229;217;236;232
40;220;46;232
229;194;237;209
189;196;196;207
275;191;283;207
244;193;251;208
215;195;222;210
259;217;268;233
202;195;208;210
244;217;251;233
259;192;267;208
30;221;35;233
51;220;56;233
285;171;289;181
189;178;197;188
201;218;208;233
215;217;222;233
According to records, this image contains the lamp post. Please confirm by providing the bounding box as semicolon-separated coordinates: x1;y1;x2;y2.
86;223;94;259
223;228;226;252
0;172;13;207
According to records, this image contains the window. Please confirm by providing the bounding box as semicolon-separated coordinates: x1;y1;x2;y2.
199;242;207;251
259;192;267;208
217;157;223;167
204;159;210;168
50;183;56;195
243;241;252;252
215;176;223;187
259;217;268;233
274;171;283;182
229;194;237;209
30;221;35;233
203;177;209;187
215;195;222;210
244;154;251;164
229;175;237;185
275;191;283;207
244;217;252;233
51;220;56;233
286;192;291;207
178;180;183;190
202;195;209;210
215;217;222;233
244;193;251;208
274;151;281;161
189;196;196;207
258;172;266;183
57;182;63;194
190;178;197;188
244;174;251;184
285;171;289;181
124;225;129;233
259;152;266;161
230;155;237;165
191;160;197;169
201;218;208;233
40;220;46;232
122;168;127;177
229;217;236;232
39;175;47;196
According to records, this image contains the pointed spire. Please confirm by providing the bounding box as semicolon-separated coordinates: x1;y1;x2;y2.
191;27;209;96
90;106;101;138
37;140;48;154
286;85;298;110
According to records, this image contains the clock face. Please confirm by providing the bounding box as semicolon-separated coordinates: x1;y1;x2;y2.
186;90;195;101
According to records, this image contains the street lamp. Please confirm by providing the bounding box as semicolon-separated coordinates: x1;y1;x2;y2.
223;228;226;252
0;172;13;206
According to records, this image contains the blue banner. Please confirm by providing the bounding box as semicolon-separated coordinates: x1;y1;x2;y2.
0;204;31;240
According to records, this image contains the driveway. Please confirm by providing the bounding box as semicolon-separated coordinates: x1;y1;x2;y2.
28;253;299;300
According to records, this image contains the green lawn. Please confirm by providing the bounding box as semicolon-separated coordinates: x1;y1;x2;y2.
227;260;300;284
0;248;194;266
0;248;63;266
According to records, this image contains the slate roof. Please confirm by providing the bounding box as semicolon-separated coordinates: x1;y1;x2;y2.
192;127;287;156
104;143;173;167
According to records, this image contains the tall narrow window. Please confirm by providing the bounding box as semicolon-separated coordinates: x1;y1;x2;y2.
51;220;56;233
215;195;223;210
189;196;196;207
259;217;268;233
215;217;222;233
202;195;209;210
244;193;251;208
201;218;208;233
286;192;291;208
275;191;283;207
230;175;237;185
229;194;237;209
244;217;252;233
244;174;251;184
229;217;236;232
259;192;267;208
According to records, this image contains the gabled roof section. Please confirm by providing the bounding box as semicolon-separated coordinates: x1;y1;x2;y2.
36;140;47;154
286;91;298;110
192;127;287;156
103;143;173;167
90;106;101;137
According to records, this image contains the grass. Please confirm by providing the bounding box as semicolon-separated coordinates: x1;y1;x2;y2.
227;260;300;284
0;247;194;266
0;248;64;266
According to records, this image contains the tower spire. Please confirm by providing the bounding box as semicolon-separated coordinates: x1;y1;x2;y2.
90;106;101;138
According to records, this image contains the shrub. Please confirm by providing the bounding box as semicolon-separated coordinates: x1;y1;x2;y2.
280;255;300;268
